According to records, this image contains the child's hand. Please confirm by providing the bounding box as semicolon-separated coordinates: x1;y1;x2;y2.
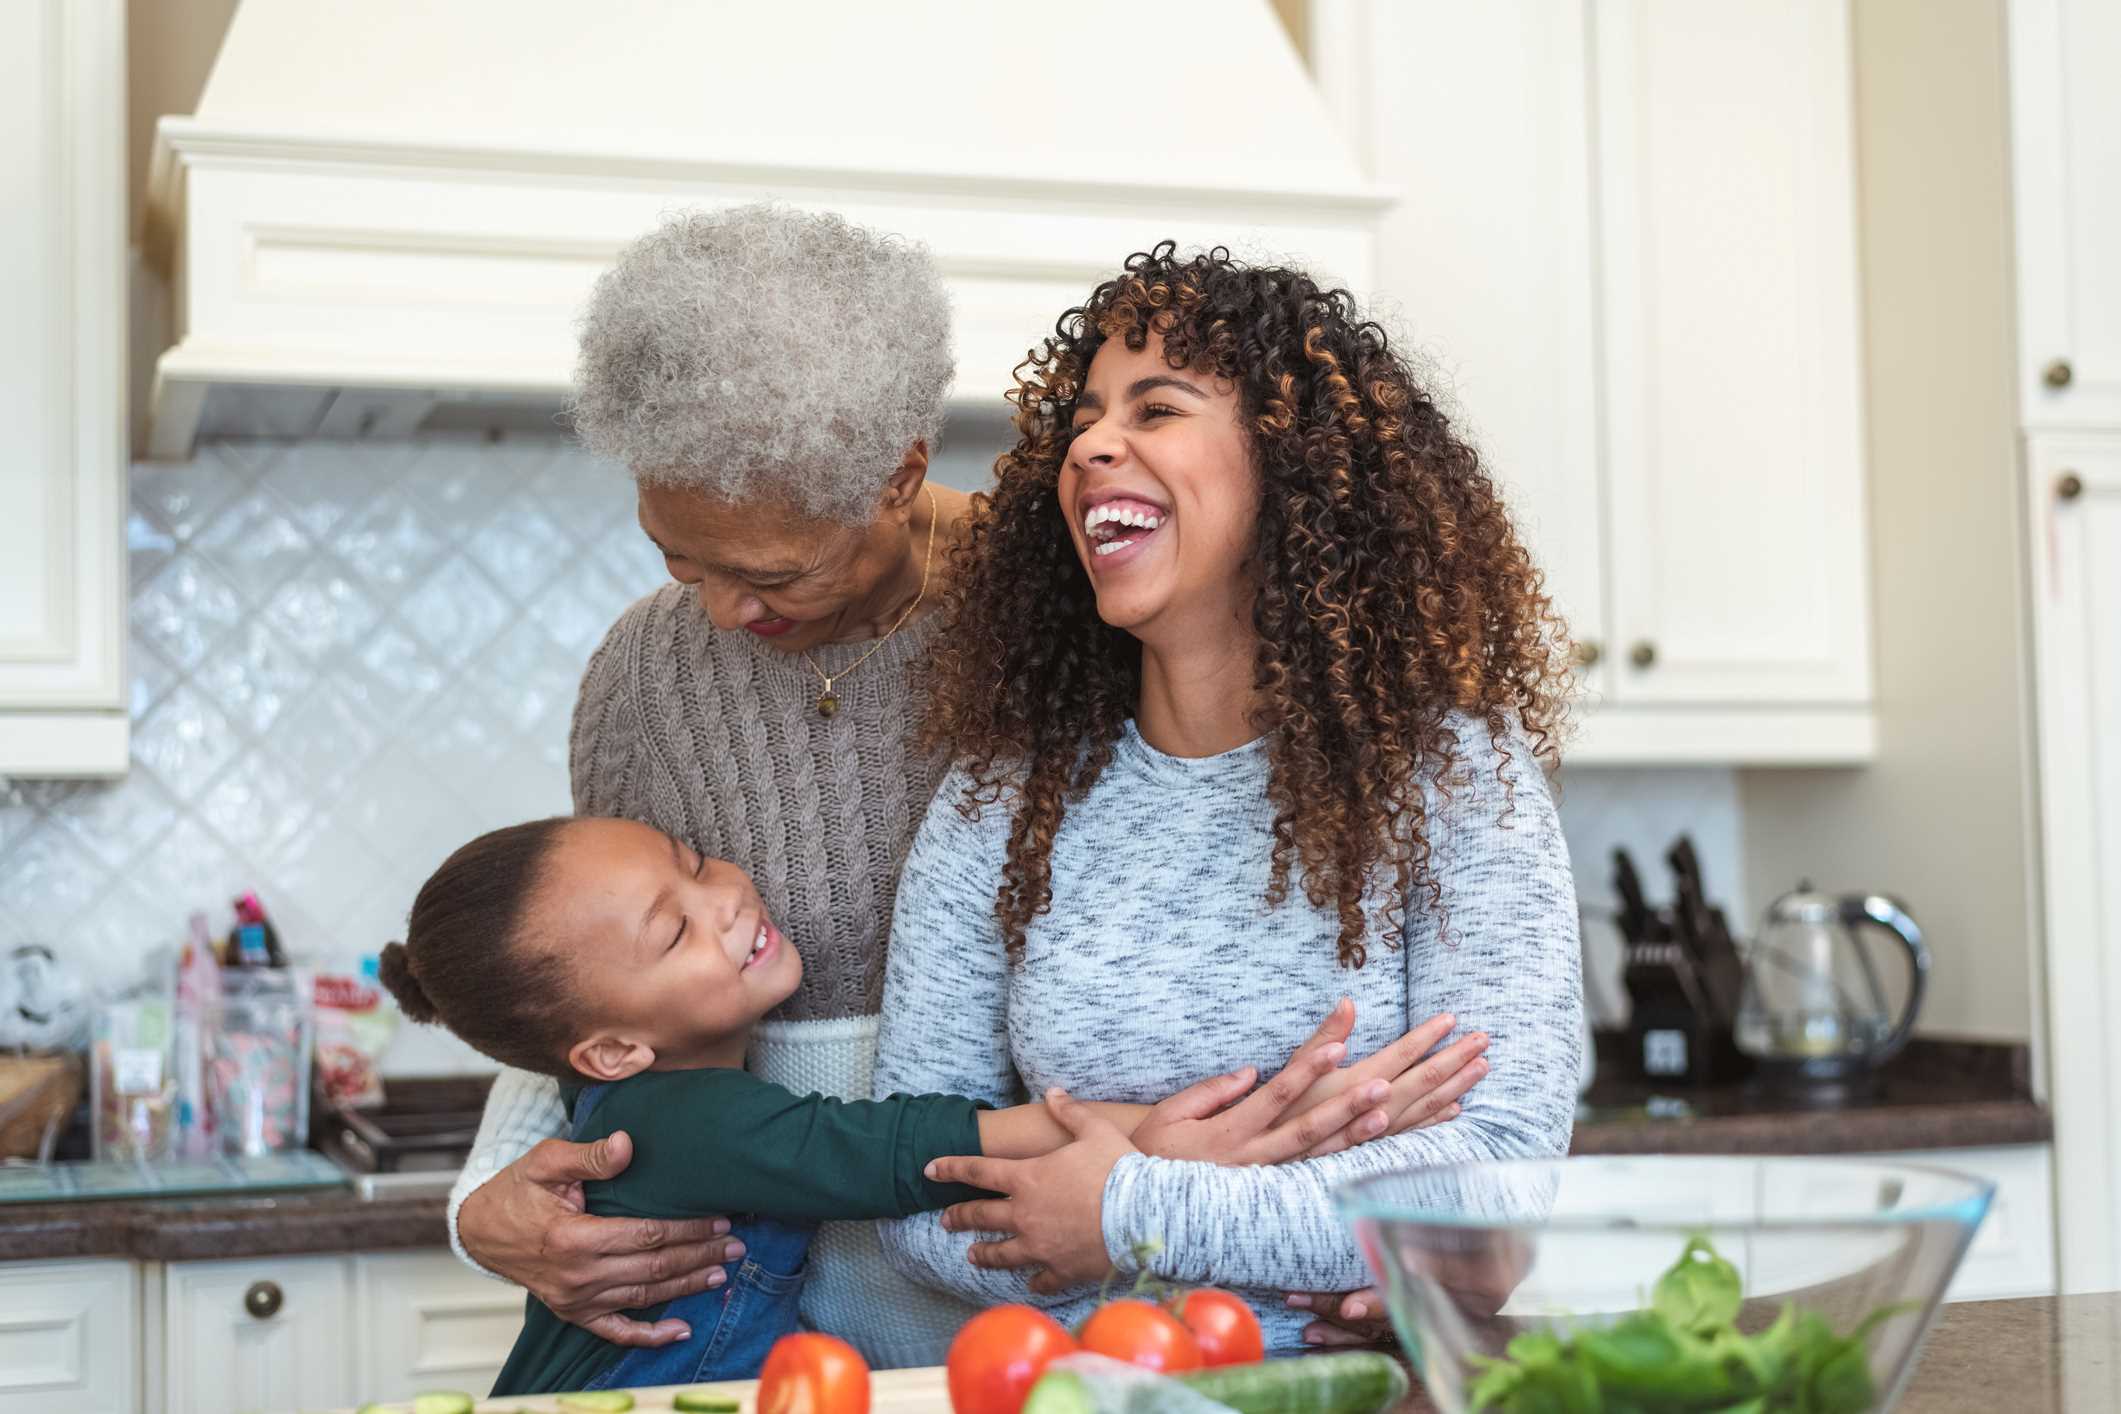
1129;999;1393;1164
1294;1011;1488;1136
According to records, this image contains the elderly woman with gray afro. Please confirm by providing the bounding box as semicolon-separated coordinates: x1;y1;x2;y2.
445;204;979;1366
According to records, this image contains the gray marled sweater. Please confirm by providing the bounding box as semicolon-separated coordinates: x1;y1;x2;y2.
875;715;1582;1355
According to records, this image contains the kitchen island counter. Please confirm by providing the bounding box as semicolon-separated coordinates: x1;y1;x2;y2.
294;1291;2121;1412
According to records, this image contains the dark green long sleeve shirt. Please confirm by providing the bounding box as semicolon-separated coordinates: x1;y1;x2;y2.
491;1067;987;1395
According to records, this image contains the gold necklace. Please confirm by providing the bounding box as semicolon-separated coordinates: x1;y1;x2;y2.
800;485;938;718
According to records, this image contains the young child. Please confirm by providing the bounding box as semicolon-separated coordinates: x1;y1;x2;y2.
380;816;1387;1396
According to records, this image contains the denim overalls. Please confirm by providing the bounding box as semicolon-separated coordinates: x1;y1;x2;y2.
570;1082;818;1389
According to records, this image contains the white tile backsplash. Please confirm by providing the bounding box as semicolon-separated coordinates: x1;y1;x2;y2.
1;433;1745;1071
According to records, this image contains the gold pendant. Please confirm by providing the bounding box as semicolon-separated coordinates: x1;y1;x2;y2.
817;692;840;718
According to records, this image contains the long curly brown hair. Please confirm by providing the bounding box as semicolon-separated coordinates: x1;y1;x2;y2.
926;243;1571;966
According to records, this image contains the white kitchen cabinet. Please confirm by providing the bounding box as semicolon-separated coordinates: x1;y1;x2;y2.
0;1259;136;1414
1592;0;1871;712
2026;439;2121;1292
1311;1;1873;762
0;0;127;777
351;1251;520;1402
2010;0;2121;428
161;1255;353;1414
1848;1144;2057;1303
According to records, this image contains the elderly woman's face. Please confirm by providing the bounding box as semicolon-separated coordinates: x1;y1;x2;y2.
636;483;901;652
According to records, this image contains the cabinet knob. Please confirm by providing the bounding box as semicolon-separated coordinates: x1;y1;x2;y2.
1629;641;1657;670
1571;641;1603;669
2057;471;2085;502
2043;359;2074;389
243;1280;283;1320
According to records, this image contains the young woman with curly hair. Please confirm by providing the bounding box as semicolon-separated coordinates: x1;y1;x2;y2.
874;243;1584;1351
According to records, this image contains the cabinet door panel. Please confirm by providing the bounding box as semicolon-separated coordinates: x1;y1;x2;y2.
2027;438;2121;1293
163;1257;352;1414
2011;0;2121;426
0;0;126;772
352;1251;520;1401
0;1260;135;1414
1594;0;1871;704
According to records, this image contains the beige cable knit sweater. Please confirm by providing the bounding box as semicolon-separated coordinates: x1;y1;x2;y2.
448;581;977;1368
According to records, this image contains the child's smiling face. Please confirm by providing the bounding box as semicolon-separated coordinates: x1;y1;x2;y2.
531;817;801;1078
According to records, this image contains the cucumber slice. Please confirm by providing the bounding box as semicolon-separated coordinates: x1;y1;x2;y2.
1021;1368;1094;1414
411;1395;475;1414
555;1393;637;1412
671;1393;742;1412
1177;1352;1410;1414
1026;1353;1410;1414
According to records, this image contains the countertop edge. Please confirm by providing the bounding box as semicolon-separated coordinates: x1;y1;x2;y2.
1572;1098;2051;1156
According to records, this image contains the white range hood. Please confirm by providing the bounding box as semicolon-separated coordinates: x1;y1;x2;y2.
144;0;1385;459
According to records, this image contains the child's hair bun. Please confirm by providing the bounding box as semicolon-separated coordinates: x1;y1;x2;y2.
377;940;440;1025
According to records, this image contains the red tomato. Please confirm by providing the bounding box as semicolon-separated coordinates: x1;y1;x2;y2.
758;1332;871;1414
1078;1299;1204;1374
1176;1289;1265;1367
946;1305;1079;1414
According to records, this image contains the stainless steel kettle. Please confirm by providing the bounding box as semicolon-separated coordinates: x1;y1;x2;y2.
1734;885;1930;1090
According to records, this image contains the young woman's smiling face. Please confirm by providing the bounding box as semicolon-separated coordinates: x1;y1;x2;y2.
534;817;801;1077
1058;333;1260;642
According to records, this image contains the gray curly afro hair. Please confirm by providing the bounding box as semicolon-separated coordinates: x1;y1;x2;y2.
570;204;954;525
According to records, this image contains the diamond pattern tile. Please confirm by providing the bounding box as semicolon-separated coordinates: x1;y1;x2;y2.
265;441;407;540
195;749;314;860
53;768;182;870
130;683;243;800
335;488;452;599
466;501;575;591
10;432;1745;1057
128;509;178;590
263;572;384;658
467;617;579;738
398;558;516;666
266;671;384;791
192;495;317;606
131;559;246;669
0;819;109;923
191;622;316;736
400;438;530;529
342;623;450;730
131;444;254;541
127;638;183;720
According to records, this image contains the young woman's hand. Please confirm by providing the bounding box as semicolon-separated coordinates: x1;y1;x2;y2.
1128;999;1393;1164
455;1131;744;1346
928;1088;1136;1294
1296;1011;1489;1136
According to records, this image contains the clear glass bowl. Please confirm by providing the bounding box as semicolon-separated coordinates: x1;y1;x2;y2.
1338;1156;1992;1414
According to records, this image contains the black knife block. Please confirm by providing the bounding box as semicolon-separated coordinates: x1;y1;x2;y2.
1622;941;1750;1086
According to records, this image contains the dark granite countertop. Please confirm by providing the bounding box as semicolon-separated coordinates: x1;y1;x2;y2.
1571;1035;2050;1155
0;1185;446;1263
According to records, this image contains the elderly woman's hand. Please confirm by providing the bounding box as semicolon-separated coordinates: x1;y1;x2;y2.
928;1088;1134;1294
457;1131;743;1347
